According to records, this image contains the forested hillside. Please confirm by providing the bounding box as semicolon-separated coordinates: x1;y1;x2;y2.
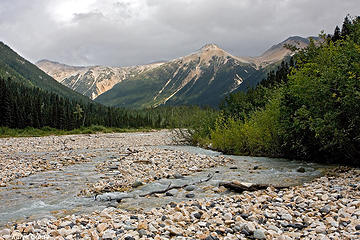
0;76;215;131
0;41;217;132
0;42;90;103
190;15;360;165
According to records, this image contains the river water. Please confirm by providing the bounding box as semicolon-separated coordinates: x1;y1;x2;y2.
0;145;332;227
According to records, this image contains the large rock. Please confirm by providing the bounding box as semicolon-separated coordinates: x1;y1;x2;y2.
96;192;133;202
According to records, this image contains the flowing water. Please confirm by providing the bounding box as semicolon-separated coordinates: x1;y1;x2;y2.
0;145;333;227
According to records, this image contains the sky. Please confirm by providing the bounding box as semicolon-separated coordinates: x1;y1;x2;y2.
0;0;359;67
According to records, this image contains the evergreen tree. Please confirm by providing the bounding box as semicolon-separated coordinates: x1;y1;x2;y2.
332;26;341;42
341;15;352;38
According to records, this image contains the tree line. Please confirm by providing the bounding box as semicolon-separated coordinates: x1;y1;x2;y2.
0;76;213;130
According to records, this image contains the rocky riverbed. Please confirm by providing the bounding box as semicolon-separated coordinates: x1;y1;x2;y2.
0;131;172;187
0;131;359;239
83;147;232;196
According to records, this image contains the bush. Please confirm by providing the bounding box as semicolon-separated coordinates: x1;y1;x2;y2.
211;92;281;156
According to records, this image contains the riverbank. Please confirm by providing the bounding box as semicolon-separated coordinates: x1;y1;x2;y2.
0;131;359;239
1;168;359;239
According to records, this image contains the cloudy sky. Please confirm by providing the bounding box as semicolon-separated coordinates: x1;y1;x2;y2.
0;0;359;67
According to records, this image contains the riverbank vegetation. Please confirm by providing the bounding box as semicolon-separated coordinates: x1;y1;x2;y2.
190;15;360;166
0;125;155;138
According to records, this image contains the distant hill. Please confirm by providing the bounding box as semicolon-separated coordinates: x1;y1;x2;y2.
0;42;90;103
37;36;312;108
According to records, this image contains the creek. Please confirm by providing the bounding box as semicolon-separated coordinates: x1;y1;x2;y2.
0;145;332;227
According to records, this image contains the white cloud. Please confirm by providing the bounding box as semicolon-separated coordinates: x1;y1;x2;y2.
0;0;359;66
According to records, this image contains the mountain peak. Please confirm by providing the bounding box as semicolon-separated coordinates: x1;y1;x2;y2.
200;43;220;51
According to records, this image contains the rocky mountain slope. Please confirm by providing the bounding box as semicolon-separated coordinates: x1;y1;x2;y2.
244;36;311;68
37;36;312;107
95;44;265;108
36;60;164;99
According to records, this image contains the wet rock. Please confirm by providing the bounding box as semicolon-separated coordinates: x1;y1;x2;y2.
96;192;132;202
297;167;306;173
166;189;178;196
131;181;143;188
185;193;195;198
173;173;184;179
185;185;196;191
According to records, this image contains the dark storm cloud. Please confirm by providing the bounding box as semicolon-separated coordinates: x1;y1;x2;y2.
0;0;359;66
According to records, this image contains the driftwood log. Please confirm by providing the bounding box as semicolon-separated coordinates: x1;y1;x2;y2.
219;180;288;193
139;173;214;197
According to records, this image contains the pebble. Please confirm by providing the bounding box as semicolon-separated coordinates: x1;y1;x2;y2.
102;229;116;239
319;205;331;214
223;213;232;221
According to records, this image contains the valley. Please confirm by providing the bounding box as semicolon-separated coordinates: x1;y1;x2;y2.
0;6;359;239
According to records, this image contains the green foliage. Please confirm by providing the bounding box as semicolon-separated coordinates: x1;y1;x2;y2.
191;15;360;166
211;91;281;156
0;125;153;138
280;19;360;164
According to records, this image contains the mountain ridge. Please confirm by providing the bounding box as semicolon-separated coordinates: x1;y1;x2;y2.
36;36;312;107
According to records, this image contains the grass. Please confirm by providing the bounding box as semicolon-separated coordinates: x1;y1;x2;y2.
0;125;155;138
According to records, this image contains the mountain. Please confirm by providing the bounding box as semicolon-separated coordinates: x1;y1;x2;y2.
0;42;90;103
95;43;266;108
243;36;311;68
37;36;312;108
36;60;164;99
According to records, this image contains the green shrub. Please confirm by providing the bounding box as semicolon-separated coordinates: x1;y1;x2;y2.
211;92;281;156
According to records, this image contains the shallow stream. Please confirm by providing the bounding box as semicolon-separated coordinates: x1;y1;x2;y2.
0;145;333;227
